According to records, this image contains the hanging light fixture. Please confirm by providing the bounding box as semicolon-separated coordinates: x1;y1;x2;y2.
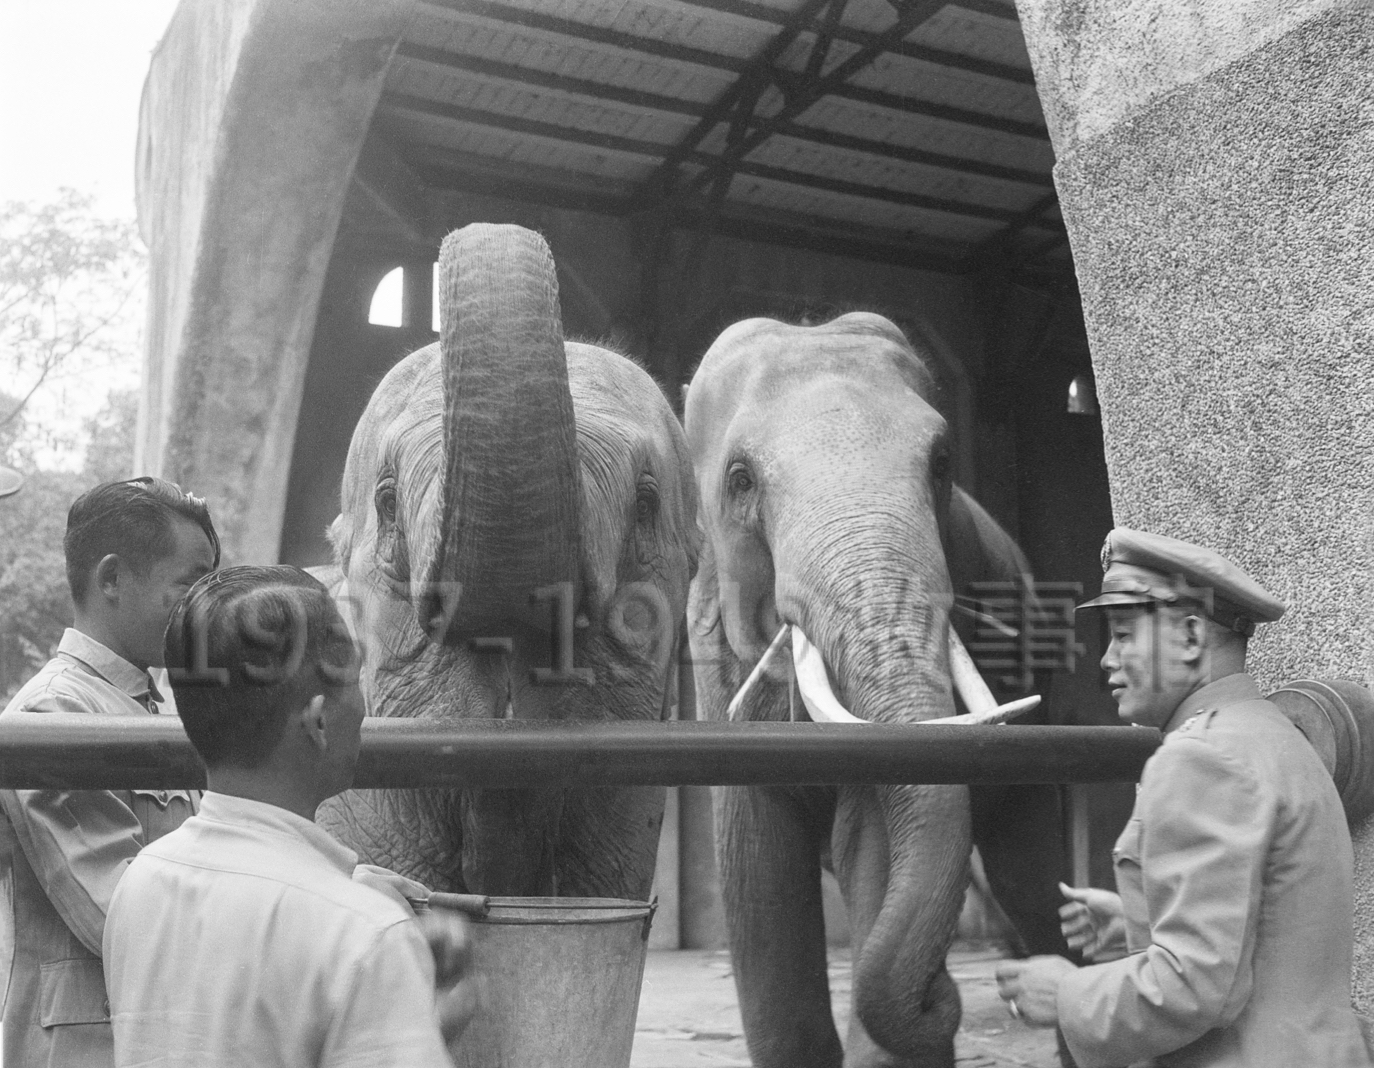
1067;373;1098;415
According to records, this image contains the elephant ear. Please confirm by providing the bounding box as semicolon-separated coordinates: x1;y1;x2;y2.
686;523;744;722
687;518;722;642
944;485;1033;649
944;486;1051;709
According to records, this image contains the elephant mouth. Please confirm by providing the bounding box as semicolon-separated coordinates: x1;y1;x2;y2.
728;623;1040;726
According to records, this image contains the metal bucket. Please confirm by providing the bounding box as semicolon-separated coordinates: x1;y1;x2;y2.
440;896;656;1068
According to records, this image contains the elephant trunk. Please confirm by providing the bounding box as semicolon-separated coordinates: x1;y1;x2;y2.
777;508;970;1054
424;224;582;642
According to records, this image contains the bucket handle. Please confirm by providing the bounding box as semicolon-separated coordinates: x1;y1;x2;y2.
643;895;658;942
412;892;492;918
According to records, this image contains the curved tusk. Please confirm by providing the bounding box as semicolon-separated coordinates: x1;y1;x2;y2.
937;628;1041;725
792;628;868;724
725;624;792;722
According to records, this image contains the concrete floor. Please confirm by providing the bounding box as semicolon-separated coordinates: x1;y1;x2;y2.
632;942;1062;1068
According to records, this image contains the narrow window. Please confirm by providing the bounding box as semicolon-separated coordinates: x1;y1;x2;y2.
432;261;441;334
368;267;404;327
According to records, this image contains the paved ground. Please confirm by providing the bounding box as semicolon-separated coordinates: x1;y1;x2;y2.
633;942;1061;1068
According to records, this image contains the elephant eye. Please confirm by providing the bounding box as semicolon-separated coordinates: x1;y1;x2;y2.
635;479;659;523
374;480;398;526
727;462;753;495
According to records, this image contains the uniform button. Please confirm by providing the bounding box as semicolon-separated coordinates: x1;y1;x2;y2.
156;790;169;805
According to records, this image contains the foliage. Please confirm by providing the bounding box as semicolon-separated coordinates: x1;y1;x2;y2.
0;364;141;700
83;388;138;484
0;189;145;453
0;190;145;698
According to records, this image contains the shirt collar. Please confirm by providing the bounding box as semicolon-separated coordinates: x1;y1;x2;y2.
195;792;359;876
1164;672;1262;734
57;628;152;700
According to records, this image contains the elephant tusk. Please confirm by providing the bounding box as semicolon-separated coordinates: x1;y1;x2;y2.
937;628;1041;725
725;624;792;722
791;628;868;725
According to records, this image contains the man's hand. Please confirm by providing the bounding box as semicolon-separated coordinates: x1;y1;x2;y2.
353;863;431;910
416;910;481;1046
1058;881;1127;962
994;955;1077;1028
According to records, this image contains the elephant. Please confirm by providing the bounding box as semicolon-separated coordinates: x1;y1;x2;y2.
684;312;1072;1067
313;223;697;900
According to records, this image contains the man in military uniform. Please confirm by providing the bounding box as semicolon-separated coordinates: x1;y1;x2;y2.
0;477;218;1067
995;528;1372;1067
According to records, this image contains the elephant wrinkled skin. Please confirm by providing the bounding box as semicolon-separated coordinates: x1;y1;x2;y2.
685;313;1071;1068
315;224;697;901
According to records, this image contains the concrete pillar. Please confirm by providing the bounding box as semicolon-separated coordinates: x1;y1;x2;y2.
1015;0;1374;1007
136;0;413;563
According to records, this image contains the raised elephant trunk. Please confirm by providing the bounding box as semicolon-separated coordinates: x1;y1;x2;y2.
425;224;582;641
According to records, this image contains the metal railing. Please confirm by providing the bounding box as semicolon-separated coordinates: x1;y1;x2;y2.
0;714;1160;790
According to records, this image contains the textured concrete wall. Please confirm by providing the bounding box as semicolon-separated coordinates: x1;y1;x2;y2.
1017;0;1374;1009
136;0;413;564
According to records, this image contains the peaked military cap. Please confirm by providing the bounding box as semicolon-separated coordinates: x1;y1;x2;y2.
1077;527;1286;637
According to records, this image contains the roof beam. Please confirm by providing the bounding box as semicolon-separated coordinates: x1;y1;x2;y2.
657;0;965;207
420;0;748;73
381;92;673;158
396;44;1051;186
669;0;1036;85
729;158;1061;228
639;0;837;202
397;42;707;117
829;81;1047;139
383;94;1060;227
407;148;973;274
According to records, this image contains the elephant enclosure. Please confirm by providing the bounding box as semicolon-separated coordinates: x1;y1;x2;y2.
631;945;1060;1068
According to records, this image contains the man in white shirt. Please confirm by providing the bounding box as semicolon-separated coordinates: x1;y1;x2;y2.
102;565;474;1067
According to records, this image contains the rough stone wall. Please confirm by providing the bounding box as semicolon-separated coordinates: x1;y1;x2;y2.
137;0;413;564
1017;0;1374;1010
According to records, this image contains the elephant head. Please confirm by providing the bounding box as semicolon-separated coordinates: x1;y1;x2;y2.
319;224;696;899
685;312;1026;1063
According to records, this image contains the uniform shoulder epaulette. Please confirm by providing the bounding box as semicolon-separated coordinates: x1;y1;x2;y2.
1176;708;1219;735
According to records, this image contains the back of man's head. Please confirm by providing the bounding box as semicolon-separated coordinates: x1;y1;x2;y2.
164;566;356;769
65;477;221;604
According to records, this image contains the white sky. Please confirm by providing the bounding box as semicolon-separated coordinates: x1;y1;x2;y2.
0;0;181;467
0;0;180;214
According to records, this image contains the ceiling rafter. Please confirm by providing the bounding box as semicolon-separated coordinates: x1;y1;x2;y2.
961;189;1062;269
640;0;1011;214
417;0;1048;140
407;144;973;274
638;0;837;203
421;0;751;74
669;0;1035;85
396;42;1052;186
381;93;1063;230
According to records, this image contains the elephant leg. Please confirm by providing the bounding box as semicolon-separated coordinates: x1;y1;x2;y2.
715;783;842;1068
833;785;961;1068
970;783;1071;958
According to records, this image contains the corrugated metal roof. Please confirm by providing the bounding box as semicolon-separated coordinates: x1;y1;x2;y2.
374;0;1068;274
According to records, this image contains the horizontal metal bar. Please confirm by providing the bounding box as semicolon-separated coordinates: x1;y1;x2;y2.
0;715;1159;790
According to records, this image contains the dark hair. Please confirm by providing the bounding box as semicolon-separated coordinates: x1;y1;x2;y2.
164;566;356;769
64;477;221;605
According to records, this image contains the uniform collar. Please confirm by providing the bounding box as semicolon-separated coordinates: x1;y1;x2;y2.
57;627;152;701
195;791;359;877
1164;672;1262;734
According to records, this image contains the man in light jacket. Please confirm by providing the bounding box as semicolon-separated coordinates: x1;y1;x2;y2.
996;528;1372;1068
